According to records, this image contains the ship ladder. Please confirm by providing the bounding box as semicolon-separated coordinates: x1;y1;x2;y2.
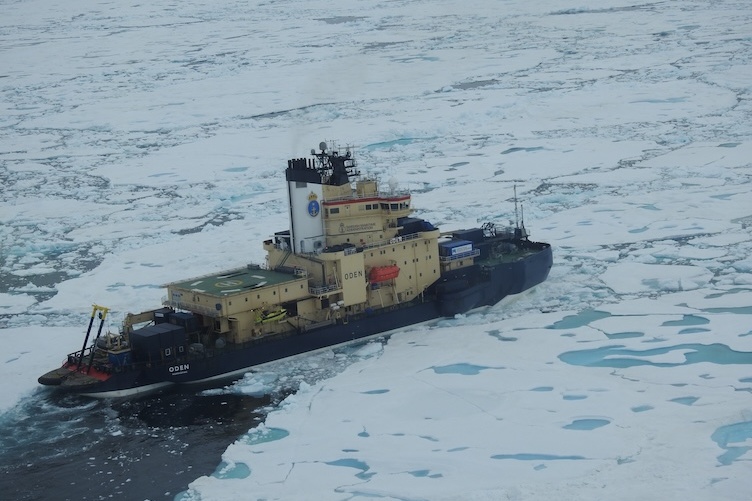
278;249;292;269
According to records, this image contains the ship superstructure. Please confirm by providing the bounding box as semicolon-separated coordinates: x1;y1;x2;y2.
161;143;441;347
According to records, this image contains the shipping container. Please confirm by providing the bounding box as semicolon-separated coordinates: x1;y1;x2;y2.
438;239;473;257
130;323;186;362
153;307;172;324
169;311;199;332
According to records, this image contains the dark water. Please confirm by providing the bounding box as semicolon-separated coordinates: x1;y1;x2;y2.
0;388;272;501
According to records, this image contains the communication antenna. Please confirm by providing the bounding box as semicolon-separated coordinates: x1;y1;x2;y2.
514;184;519;228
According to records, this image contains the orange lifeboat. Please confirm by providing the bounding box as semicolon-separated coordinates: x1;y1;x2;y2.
369;265;400;283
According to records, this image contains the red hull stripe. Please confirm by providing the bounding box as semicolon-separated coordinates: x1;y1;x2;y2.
63;363;112;381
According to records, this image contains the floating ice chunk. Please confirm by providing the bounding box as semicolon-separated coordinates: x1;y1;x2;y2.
10;265;57;277
730;273;752;286
11;282;56;293
239;425;290;446
200;368;289;398
211;460;251;479
352;340;384;359
0;293;36;314
601;262;712;294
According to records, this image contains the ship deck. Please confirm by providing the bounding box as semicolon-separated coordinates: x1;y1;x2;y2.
167;266;299;296
482;243;551;265
492;249;541;263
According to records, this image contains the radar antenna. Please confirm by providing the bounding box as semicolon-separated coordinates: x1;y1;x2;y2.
311;141;360;184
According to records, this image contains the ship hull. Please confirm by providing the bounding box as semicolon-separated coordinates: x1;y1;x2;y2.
42;244;552;398
437;241;552;316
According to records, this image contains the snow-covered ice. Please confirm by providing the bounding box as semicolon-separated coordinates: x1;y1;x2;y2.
2;0;752;499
